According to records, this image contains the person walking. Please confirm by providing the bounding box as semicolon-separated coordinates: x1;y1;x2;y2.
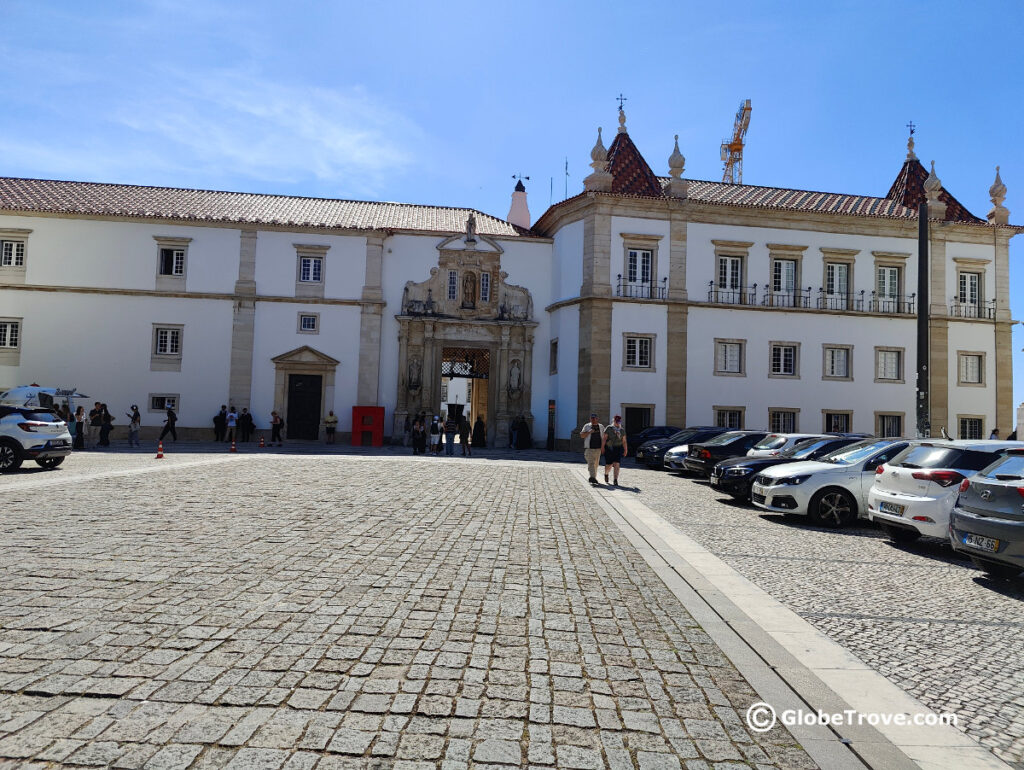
159;404;177;442
324;410;338;444
239;408;254;442
270;411;284;446
98;404;114;447
602;414;628;486
213;405;227;442
125;405;142;447
428;417;441;454
73;406;86;450
459;416;472;456
444;413;458;456
225;406;238;443
580;413;605;485
472;415;486;448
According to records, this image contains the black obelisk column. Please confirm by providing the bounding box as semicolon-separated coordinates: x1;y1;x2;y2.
916;201;930;438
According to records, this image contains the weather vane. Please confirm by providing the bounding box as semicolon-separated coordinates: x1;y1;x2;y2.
616;93;628;110
512;173;530;182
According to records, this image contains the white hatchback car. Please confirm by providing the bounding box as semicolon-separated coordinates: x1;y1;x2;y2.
0;406;73;472
750;439;909;527
746;433;829;458
867;440;1024;543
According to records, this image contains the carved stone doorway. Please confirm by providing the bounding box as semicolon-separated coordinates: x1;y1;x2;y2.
441;346;489;438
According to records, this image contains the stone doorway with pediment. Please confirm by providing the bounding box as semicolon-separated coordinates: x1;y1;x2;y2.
271;345;340;441
393;218;537;448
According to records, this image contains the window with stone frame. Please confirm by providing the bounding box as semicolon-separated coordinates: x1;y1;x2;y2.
624;335;654;370
149;394;179;412
0;240;26;268
769;343;798;377
0;319;20;349
959;417;983;440
877;413;903;438
714;408;744;429
875;348;903;382
480;272;491;303
448;270;458;301
769;409;798;433
823;345;852;380
958;353;983;385
714;339;744;376
297;313;320;334
824;411;852;433
549;338;558;375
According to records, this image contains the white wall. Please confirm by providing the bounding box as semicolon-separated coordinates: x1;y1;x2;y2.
549;305;579;441
551;219;583;302
946;320;997;436
610;303;668;424
254;231;365;299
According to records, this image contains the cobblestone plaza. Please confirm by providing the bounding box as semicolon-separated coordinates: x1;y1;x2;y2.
0;448;1019;768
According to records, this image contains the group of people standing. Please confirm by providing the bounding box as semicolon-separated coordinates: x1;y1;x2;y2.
212;405;256;443
409;413;485;456
60;401;141;450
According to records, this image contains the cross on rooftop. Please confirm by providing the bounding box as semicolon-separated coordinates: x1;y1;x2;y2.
616;93;628;109
512;174;530;182
906;120;916;136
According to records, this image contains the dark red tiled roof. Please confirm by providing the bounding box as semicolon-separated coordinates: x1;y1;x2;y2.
606;132;664;197
685;179;916;217
885;159;983;223
0;177;530;236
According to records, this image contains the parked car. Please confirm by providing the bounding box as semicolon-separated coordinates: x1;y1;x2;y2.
680;430;771;477
750;438;910;527
711;436;866;501
950;449;1024;579
0;406;73;472
628;425;682;454
868;440;1023;544
745;433;830;458
636;426;729;469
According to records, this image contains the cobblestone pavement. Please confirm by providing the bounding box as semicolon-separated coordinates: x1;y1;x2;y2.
0;452;815;769
628;464;1024;768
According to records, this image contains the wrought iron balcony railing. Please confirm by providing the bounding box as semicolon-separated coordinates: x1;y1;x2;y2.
816;289;865;312
762;287;812;309
869;292;916;315
616;275;667;300
706;281;759;305
950;298;996;319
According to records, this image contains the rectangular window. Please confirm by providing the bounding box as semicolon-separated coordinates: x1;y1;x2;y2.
824;412;851;433
959;417;983;440
769;410;797;433
150;394;178;411
627;249;652;284
299;314;318;332
959;353;982;385
826;262;849;297
715;409;744;429
625;337;652;368
448;270;458;301
718;256;742;290
0;320;20;348
876;349;902;381
770;344;797;376
549;339;558;374
958;272;981;306
299;257;323;283
1;241;26;267
155;327;181;355
772;259;797;293
158;247;185;276
715;340;744;374
877;266;900;298
877;413;903;438
824;347;850;379
480;272;490;303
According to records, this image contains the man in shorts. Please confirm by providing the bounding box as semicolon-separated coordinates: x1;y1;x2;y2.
579;413;605;485
602;414;628;486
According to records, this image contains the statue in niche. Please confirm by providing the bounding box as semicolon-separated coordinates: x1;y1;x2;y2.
407;355;422;393
508;359;522;398
463;272;477;308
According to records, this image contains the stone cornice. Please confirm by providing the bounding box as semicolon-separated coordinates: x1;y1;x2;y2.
0;282;383;306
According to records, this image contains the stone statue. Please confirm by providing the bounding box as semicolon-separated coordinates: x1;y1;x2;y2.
508;359;522;396
463;272;477;307
407;356;422;393
465;213;477;243
499;276;534;321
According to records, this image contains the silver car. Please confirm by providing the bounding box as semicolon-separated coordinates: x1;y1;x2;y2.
0;406;72;472
950;449;1024;579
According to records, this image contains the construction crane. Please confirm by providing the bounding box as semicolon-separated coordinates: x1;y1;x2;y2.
721;99;752;184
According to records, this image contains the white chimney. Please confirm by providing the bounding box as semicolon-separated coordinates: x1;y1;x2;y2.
507;179;531;229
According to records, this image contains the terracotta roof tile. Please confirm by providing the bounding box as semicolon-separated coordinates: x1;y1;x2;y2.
885;159;983;223
606;132;664;197
0;177;528;236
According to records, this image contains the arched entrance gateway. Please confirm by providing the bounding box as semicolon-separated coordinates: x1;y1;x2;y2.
393;217;536;447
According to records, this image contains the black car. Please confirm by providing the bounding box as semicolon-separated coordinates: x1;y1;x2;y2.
681;430;770;477
635;426;729;469
628;425;682;451
710;436;866;500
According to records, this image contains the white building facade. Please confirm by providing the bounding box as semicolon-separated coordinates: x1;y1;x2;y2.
0;110;1017;445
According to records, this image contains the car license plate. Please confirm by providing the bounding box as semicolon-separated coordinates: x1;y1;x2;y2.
963;533;999;553
751;483;767;496
879;501;905;516
710;474;720;487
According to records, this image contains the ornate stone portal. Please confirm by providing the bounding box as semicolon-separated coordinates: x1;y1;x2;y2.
394;222;536;446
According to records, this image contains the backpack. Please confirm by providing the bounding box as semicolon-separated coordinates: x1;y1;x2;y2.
430;422;439;435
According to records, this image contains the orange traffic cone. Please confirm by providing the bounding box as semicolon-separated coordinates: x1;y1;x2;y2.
155;441;164;459
258;435;266;448
230;439;237;453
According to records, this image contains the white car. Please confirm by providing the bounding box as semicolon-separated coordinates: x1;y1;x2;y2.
750;439;909;527
867;440;1024;542
746;433;829;458
0;406;73;472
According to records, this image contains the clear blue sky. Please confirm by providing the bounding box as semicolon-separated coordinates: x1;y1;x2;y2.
2;0;1022;425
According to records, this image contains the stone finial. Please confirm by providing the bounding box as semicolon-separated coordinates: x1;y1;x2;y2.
988;165;1009;225
667;135;688;198
584;127;613;192
618;107;627;134
924;160;947;219
906;133;917;161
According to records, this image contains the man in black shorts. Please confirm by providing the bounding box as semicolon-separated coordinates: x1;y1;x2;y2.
602;414;628;486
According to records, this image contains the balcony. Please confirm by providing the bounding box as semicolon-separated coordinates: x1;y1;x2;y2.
950;298;996;319
704;282;917;316
706;282;759;305
816;289;865;312
762;287;812;309
616;275;667;300
869;292;916;315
